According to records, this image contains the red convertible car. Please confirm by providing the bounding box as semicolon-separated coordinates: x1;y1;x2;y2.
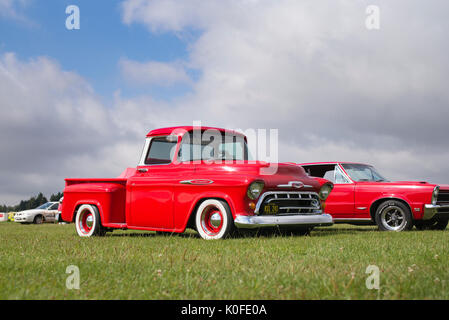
61;126;334;239
299;162;449;231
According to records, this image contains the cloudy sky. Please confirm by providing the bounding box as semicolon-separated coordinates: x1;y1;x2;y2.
0;0;448;205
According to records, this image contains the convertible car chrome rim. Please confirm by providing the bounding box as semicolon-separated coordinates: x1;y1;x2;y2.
200;205;223;236
381;206;406;231
79;210;94;234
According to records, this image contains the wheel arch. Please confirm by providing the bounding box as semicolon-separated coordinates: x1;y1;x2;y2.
72;200;105;223
185;195;235;230
369;197;413;221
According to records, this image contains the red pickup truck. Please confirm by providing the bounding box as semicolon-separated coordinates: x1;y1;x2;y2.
61;126;333;239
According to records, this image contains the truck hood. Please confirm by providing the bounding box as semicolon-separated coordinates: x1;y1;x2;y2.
194;161;322;192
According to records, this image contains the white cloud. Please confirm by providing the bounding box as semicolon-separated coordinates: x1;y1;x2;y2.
0;0;31;23
119;58;191;86
0;53;140;204
119;0;449;180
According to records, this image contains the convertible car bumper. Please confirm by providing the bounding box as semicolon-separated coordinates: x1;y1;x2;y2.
234;213;333;229
423;204;449;220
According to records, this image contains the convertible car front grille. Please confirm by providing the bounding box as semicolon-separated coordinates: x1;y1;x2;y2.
255;191;322;215
437;191;449;204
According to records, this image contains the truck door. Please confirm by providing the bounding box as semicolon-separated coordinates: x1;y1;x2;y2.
128;136;196;230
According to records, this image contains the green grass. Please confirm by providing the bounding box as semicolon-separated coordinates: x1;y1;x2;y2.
0;222;448;299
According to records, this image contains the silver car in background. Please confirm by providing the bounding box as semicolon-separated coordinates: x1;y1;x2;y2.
14;202;59;224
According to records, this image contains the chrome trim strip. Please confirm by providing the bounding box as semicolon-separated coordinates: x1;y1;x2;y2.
356;207;367;210
254;191;321;214
234;213;333;229
333;218;372;221
180;179;214;185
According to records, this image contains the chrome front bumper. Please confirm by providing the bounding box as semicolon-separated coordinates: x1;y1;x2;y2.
423;204;449;220
234;214;333;229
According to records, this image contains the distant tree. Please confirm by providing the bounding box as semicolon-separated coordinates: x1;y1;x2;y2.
50;192;63;202
1;192;62;212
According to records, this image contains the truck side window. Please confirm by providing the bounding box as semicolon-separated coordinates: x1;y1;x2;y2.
145;137;177;165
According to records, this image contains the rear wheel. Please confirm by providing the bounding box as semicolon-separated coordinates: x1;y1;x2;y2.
415;216;449;230
375;200;413;232
195;199;234;240
75;205;106;237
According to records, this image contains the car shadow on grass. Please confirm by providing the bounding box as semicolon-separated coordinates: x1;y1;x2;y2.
105;225;379;239
107;231;202;239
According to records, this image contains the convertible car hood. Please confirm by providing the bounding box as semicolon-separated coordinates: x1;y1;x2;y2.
358;181;449;191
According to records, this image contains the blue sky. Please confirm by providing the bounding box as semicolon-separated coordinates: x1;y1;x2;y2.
0;0;193;100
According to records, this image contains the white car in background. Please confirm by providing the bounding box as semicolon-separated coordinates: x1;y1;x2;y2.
14;202;60;224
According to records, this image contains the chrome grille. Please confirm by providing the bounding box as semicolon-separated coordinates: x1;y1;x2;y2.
255;191;322;215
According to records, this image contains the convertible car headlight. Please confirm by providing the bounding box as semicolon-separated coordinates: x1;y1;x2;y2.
247;181;265;200
432;186;439;205
319;183;333;201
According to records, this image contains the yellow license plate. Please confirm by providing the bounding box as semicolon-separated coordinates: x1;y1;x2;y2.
263;203;279;215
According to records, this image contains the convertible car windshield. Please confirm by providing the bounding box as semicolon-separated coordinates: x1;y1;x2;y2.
341;163;388;182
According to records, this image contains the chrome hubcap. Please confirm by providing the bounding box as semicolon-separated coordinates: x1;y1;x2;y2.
210;213;222;228
381;206;406;231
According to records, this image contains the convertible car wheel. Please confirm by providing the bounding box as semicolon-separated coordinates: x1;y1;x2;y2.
415;216;449;230
195;199;234;240
75;205;106;237
375;200;413;232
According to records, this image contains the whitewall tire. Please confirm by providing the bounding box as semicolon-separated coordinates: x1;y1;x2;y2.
75;204;105;237
195;199;234;240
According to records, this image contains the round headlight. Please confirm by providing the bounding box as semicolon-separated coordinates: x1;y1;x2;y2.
319;183;333;201
432;186;439;205
247;181;264;200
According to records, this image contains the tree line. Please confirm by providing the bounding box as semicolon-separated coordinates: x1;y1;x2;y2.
0;192;63;212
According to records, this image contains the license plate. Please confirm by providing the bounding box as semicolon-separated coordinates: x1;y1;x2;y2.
263;203;279;215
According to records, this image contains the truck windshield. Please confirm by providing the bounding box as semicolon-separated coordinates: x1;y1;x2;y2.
179;131;250;162
341;163;388;182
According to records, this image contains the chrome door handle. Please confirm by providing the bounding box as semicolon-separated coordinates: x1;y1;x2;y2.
137;168;148;173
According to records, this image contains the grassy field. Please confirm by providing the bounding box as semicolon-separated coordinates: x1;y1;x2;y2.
0;222;448;300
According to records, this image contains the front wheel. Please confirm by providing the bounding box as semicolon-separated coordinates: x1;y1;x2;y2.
195;199;234;240
33;215;43;224
415;216;449;230
75;205;106;237
375;200;413;232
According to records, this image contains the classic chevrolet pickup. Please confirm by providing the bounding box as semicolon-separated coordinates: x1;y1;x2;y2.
61;126;333;239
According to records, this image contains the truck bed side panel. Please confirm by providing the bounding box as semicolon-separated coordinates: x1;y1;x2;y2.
62;180;127;225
